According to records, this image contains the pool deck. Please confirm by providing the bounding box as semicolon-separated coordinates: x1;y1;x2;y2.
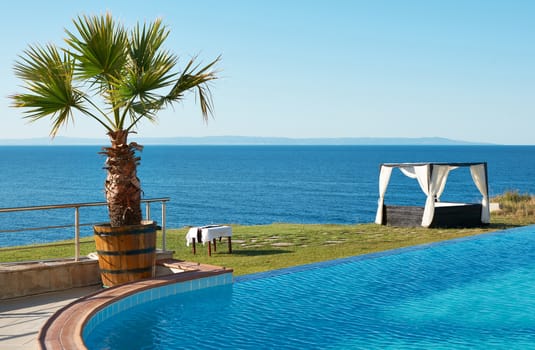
0;285;101;350
0;260;232;350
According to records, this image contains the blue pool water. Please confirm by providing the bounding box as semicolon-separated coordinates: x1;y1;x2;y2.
84;226;535;349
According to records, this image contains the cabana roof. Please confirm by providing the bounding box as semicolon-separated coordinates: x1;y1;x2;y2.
375;162;490;227
380;162;487;167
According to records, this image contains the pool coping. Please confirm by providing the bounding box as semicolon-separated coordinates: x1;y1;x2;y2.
38;261;233;350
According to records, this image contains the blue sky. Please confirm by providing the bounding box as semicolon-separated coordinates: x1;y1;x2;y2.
0;0;533;144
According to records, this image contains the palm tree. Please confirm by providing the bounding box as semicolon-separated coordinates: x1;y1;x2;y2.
11;13;219;227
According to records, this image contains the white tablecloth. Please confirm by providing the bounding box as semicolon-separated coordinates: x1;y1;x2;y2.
186;225;232;246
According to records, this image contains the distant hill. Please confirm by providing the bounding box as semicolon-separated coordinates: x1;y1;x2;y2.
0;136;492;146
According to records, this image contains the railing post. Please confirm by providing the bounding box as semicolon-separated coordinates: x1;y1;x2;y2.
161;200;167;251
74;207;80;262
145;202;151;221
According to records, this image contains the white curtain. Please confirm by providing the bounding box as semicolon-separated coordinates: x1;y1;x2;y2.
375;165;393;224
421;165;454;227
399;165;429;194
398;165;433;226
470;164;490;223
435;166;457;201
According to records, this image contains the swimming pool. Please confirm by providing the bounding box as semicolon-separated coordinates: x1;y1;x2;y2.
84;226;535;349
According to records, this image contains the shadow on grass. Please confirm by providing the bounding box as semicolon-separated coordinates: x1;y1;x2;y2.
229;249;291;257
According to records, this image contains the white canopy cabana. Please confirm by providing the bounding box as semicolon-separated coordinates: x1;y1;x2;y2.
375;162;490;227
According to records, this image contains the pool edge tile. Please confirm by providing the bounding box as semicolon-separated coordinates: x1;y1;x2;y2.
38;263;233;350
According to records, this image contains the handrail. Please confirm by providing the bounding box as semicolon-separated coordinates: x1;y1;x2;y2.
0;198;170;261
0;198;171;212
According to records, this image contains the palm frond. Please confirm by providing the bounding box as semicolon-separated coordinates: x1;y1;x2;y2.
118;18;178;128
165;55;220;121
10;44;85;136
130;18;174;72
65;13;128;86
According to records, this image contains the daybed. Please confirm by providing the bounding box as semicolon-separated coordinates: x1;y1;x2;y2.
374;162;490;228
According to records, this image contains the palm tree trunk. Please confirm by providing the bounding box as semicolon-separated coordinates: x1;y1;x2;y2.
102;130;143;226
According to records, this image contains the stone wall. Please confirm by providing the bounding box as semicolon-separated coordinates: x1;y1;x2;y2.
0;250;174;299
0;258;101;300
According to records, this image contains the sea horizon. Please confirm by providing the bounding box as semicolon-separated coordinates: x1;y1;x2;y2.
0;135;502;146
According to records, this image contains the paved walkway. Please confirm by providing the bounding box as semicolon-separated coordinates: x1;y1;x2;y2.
0;286;101;350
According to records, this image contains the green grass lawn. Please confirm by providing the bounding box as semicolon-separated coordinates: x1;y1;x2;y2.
0;215;529;276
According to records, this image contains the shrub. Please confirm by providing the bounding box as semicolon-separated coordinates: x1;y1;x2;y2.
492;190;535;217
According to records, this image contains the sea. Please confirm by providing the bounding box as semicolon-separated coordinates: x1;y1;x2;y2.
0;145;534;247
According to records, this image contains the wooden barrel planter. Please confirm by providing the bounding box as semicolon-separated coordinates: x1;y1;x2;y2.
94;221;157;287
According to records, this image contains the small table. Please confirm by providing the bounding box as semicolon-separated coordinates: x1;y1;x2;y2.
186;225;232;256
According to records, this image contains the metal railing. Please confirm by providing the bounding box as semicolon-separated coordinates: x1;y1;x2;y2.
0;198;170;261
